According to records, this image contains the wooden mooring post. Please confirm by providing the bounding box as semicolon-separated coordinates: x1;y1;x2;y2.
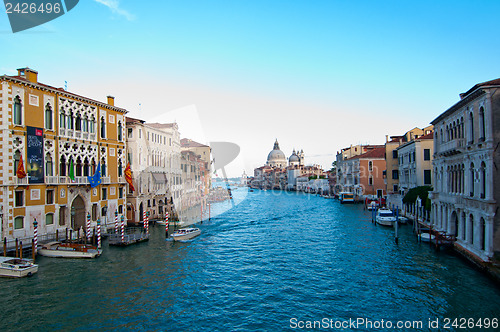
32;239;36;262
56;229;59;241
15;238;19;257
19;241;23;259
395;208;399;245
3;237;6;257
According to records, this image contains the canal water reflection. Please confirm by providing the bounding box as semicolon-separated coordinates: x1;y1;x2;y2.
1;188;499;331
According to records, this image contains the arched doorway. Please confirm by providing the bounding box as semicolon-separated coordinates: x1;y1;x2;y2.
127;204;135;224
71;195;86;230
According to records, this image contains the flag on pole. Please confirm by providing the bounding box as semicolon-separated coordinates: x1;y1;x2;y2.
88;163;102;188
69;159;75;181
124;162;135;191
16;154;27;178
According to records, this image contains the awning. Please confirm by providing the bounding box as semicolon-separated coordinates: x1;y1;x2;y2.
152;173;167;183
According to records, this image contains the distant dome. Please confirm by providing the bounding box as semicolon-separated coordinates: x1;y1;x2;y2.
266;139;287;168
268;149;286;161
289;154;300;163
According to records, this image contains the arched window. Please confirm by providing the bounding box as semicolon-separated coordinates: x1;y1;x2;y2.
60;109;66;129
76;157;82;177
470;163;474;197
14;150;21;175
100;117;106;138
118;121;123;141
469;214;474;244
13;96;22;125
479;107;485;141
45;154;53;176
118;161;123;177
469;112;474;143
14;216;24;230
440;129;443;143
480;162;486;199
101;159;106;177
83;116;88;132
67;157;74;177
68;111;74;130
461;212;466;240
46;213;54;225
460;117;464;138
452;121;456;140
45;103;53;130
75;113;82;131
60;156;67;176
479;217;486;251
368;161;373;171
89;117;95;134
83;158;90;176
446;125;450;141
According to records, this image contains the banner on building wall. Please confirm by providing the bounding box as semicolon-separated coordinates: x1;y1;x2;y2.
27;127;44;184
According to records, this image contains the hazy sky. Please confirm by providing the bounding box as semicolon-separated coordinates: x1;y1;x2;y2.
2;0;500;176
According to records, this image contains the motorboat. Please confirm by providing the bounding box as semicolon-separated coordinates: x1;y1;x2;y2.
171;228;201;241
0;257;38;278
38;241;102;258
376;208;397;227
419;232;435;243
398;216;409;224
367;201;379;210
339;192;355;204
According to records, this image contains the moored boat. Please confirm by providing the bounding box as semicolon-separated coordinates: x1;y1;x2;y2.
339;192;355;204
171;228;201;241
38;241;102;258
376;208;397;227
0;257;38;278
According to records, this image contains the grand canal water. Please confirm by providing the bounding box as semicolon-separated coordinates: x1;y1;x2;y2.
2;188;500;331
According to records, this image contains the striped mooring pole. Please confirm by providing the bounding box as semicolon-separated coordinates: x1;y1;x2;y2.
120;215;125;243
33;218;38;254
165;211;169;236
86;213;91;242
143;210;147;230
115;210;119;234
97;219;102;248
145;211;149;235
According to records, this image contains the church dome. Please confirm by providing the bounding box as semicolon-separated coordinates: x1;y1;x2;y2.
266;139;287;167
289;153;300;163
268;149;286;161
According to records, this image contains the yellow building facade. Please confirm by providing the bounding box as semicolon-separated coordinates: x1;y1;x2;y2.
0;68;128;244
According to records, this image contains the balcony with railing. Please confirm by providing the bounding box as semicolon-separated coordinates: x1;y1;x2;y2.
437;139;465;156
45;176;58;185
101;177;111;184
16;177;28;185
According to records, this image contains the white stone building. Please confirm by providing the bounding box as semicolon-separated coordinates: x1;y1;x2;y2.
430;78;500;263
125;118;181;223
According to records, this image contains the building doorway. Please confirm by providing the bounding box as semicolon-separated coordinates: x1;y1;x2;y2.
70;195;86;230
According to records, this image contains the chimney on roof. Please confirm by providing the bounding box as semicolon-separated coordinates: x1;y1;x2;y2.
17;67;38;83
385;135;389;143
107;95;115;106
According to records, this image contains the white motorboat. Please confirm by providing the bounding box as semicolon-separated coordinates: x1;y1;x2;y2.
171;228;201;241
38;241;102;258
0;257;38;278
419;232;435;243
398;216;409;224
376;208;397;227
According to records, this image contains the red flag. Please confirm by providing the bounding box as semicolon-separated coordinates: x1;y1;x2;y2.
124;162;135;191
16;155;27;179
